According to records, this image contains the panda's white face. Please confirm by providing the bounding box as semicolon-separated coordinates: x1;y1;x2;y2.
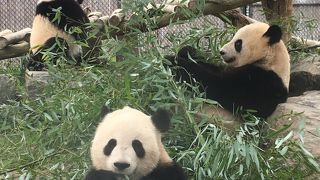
219;23;271;67
90;107;168;179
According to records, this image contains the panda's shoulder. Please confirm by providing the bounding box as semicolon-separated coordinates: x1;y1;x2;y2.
230;64;282;83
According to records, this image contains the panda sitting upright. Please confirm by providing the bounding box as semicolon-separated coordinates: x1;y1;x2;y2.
86;106;187;180
166;22;290;119
29;0;89;70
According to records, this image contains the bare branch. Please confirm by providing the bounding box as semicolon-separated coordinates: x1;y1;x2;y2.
203;0;261;14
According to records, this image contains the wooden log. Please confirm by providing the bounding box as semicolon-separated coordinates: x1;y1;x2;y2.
165;0;192;7
203;0;260;15
89;15;100;23
88;11;103;18
0;41;30;60
216;9;257;28
111;0;261;36
0;29;13;37
99;16;110;24
89;15;110;32
108;9;125;27
0;28;32;49
145;3;182;13
292;36;320;47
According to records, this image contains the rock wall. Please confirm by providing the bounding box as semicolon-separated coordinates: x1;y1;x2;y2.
271;91;320;157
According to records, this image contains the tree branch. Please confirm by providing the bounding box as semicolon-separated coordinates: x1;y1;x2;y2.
109;0;261;36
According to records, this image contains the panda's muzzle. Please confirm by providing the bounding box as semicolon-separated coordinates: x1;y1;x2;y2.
224;57;236;63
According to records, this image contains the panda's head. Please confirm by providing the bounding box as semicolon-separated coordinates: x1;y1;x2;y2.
219;22;283;67
90;106;172;179
37;0;84;5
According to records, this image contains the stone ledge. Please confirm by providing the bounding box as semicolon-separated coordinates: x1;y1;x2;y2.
0;74;17;104
25;70;50;98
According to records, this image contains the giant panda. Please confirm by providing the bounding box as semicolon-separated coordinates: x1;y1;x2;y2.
29;0;89;70
165;22;290;119
85;106;187;180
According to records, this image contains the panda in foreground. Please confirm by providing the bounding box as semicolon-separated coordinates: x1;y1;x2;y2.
29;0;88;70
165;22;290;119
86;106;187;180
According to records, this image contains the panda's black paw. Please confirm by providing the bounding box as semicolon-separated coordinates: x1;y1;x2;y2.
164;45;200;67
176;45;198;60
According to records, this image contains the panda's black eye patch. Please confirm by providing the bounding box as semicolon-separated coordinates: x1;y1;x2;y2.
235;39;242;53
132;140;145;158
104;139;117;156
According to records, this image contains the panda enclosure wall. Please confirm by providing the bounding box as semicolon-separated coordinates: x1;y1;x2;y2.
0;0;319;59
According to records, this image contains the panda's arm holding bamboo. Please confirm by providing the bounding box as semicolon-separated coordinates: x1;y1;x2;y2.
164;46;225;88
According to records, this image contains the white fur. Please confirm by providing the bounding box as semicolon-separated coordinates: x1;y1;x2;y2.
90;106;172;180
220;22;290;88
30;9;82;59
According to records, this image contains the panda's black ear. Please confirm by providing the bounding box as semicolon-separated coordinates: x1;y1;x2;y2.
263;25;282;45
77;0;84;4
100;105;110;119
151;109;171;133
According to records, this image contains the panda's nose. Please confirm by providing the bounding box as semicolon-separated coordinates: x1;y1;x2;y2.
219;50;225;55
114;162;130;170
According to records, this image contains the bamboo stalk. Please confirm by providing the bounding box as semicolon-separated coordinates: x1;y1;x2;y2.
145;3;182;13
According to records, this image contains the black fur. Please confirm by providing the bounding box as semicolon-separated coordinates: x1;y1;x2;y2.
28;37;69;70
85;169;125;180
36;0;89;40
104;139;117;156
263;25;282;45
234;39;242;53
165;46;288;119
77;0;84;4
85;162;186;180
141;162;187;180
132;140;145;158
289;71;320;97
151;109;171;132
